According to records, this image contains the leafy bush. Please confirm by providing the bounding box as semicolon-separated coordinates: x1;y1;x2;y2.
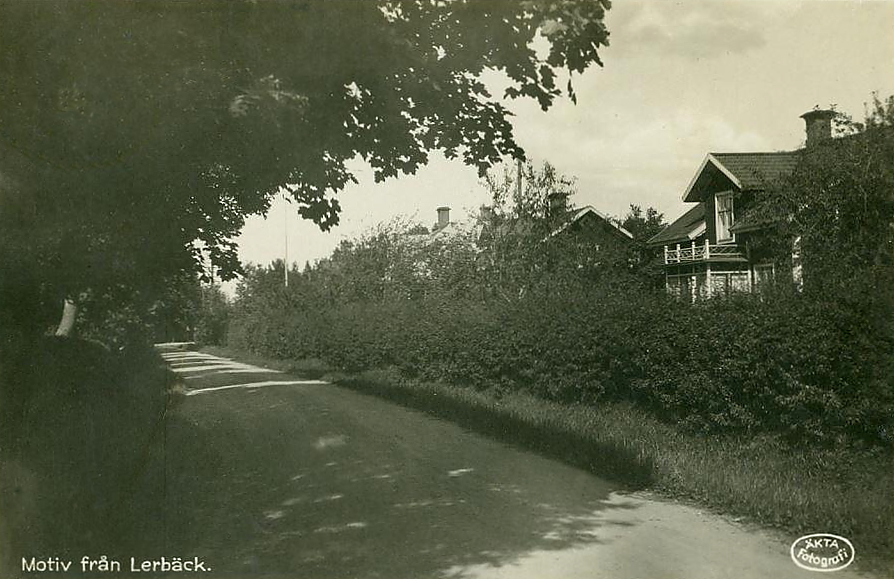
229;253;893;449
193;285;230;346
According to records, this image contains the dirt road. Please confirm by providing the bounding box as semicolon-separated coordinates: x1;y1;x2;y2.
148;349;876;579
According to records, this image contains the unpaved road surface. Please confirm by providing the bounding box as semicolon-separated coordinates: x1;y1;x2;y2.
147;349;878;579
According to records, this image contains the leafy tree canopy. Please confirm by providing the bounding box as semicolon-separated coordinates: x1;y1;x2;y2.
484;159;577;221
0;0;612;313
749;94;894;298
620;204;665;243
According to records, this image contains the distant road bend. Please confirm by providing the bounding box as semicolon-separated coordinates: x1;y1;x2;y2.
154;347;877;579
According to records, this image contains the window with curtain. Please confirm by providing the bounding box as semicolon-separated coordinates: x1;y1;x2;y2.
716;192;734;241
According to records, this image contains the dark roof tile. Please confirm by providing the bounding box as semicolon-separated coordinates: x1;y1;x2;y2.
712;152;800;190
647;204;705;246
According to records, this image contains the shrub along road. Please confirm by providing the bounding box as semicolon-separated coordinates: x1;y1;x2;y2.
148;350;878;579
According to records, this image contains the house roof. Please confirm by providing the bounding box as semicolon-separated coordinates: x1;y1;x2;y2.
478;205;632;247
546;206;634;241
647;204;706;246
429;220;472;240
405;219;479;249
682;151;800;202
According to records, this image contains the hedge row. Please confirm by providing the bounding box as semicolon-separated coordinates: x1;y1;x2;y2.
229;282;893;446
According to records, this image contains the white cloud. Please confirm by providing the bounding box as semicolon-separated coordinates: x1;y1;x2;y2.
609;0;767;60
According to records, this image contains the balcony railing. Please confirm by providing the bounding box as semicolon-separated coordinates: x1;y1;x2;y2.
664;240;744;264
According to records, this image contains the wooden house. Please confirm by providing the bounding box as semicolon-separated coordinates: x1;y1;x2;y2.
647;109;836;300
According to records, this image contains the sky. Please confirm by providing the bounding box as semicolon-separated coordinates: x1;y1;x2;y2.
230;0;894;290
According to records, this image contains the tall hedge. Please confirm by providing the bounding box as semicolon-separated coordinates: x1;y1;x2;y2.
229;260;893;447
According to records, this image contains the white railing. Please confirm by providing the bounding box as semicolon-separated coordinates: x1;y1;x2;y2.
664;239;743;264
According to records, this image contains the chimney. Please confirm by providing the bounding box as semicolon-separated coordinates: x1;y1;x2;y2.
436;206;450;229
548;191;568;218
800;109;835;147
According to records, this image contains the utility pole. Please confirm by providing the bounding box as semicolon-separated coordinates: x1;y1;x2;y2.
283;189;289;288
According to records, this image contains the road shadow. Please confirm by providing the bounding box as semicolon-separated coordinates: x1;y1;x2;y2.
138;375;650;579
336;374;656;488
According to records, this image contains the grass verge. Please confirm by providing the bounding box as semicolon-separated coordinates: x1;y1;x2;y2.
204;345;893;575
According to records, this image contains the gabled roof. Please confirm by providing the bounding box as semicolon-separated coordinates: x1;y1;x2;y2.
682;151;800;202
479;205;633;247
647;204;706;246
712;152;800;189
547;205;634;240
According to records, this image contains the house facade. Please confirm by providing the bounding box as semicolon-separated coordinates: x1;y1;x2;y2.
477;192;634;262
647;109;835;300
544;199;635;252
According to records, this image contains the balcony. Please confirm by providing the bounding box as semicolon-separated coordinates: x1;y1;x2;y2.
664;240;746;264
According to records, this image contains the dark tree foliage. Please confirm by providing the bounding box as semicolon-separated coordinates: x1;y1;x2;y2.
620;204;664;245
478;160;582;299
192;285;231;346
0;0;611;333
748;95;894;308
744;95;894;439
620;204;665;276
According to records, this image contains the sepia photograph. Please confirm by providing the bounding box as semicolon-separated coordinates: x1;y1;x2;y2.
0;1;892;577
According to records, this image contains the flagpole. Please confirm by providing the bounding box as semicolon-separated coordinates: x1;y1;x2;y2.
283;189;289;288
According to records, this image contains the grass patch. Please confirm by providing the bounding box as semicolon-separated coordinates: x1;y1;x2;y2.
206;346;893;575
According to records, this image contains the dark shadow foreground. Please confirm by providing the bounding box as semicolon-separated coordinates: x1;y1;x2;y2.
0;338;191;579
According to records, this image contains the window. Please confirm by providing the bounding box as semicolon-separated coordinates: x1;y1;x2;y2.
753;263;775;290
716;192;734;242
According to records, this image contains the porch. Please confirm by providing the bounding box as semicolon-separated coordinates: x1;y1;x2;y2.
664;239;746;264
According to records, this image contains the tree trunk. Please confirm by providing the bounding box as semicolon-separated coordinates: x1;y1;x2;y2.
54;298;78;337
